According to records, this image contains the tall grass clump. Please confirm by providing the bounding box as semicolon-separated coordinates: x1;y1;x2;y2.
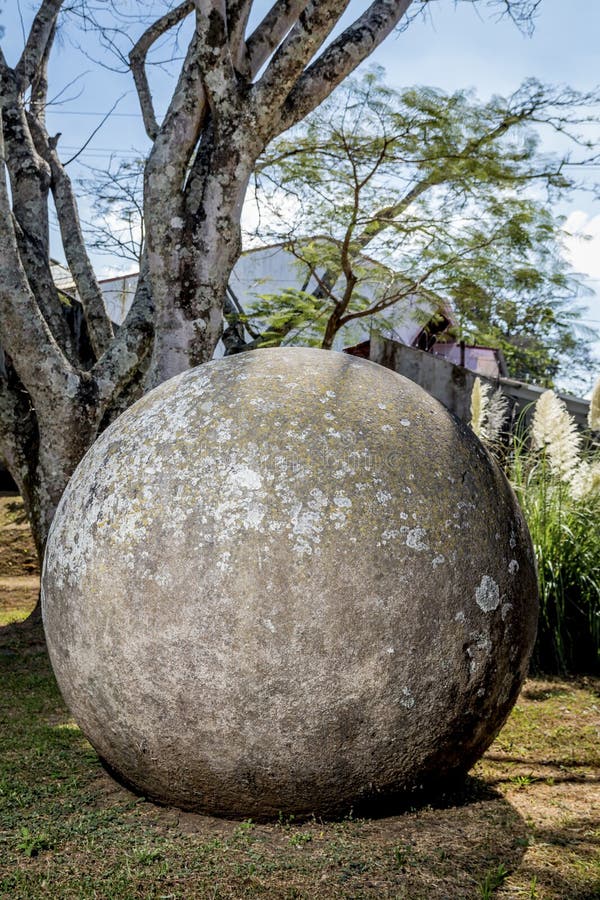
471;378;600;673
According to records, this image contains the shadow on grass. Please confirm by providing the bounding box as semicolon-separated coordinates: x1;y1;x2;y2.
485;752;600;773
0;624;533;899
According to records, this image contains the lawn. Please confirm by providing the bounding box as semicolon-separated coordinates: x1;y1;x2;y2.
0;498;598;899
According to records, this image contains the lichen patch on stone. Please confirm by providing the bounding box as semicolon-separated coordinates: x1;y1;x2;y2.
475;575;501;612
406;527;428;551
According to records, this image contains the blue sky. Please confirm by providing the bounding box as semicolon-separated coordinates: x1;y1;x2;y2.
1;0;599;384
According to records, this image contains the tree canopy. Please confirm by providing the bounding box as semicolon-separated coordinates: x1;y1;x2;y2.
241;71;598;387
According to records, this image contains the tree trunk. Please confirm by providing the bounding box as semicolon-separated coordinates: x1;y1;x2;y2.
145;137;255;384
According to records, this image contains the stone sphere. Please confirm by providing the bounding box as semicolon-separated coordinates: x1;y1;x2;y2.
42;348;538;819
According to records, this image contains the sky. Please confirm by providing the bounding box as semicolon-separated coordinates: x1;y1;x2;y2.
1;0;599;387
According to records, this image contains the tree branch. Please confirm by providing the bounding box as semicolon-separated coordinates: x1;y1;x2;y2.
279;0;414;133
129;2;194;141
92;250;154;403
14;0;65;93
38;127;115;359
194;0;239;108
2;96;78;362
245;0;308;76
252;0;351;130
0;123;74;403
226;0;254;74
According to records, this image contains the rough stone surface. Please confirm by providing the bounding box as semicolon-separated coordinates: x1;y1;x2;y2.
42;348;538;819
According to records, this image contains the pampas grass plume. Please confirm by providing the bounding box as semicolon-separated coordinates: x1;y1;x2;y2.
531;389;582;481
589;375;600;432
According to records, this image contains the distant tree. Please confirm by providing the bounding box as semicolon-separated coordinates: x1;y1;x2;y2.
80;158;146;267
239;72;598;387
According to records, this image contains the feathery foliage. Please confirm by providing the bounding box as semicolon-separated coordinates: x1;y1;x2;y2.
472;383;600;673
588;375;600;432
469;377;509;446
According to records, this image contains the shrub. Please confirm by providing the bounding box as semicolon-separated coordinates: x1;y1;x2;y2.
471;378;600;674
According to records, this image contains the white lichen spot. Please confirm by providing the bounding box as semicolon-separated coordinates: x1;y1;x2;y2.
399;687;415;709
381;424;393;433
475;575;500;612
375;490;392;504
333;495;352;508
65;373;79;398
378;403;387;410
432;554;445;568
229;466;262;491
324;412;335;421
244;504;266;529
381;529;400;544
509;529;517;549
215;420;233;444
455;610;466;623
508;559;519;575
406;527;428;551
400;418;411;427
332;461;355;479
501;602;513;621
216;552;232;573
386;647;395;654
264;618;276;633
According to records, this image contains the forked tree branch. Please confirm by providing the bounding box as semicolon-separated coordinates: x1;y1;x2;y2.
279;0;413;133
45;134;115;358
129;1;195;141
92;250;154;403
252;0;351;129
245;0;308;75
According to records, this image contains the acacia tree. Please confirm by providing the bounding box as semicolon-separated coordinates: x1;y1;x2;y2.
240;73;598;386
0;0;543;558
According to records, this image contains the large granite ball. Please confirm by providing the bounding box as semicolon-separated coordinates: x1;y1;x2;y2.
42;348;538;819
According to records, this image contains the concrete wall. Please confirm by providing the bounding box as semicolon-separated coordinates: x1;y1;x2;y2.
370;337;478;424
370;336;591;431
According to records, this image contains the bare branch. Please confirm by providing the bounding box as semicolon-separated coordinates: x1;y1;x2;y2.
194;0;239;108
30;20;56;126
0;122;74;403
35;125;115;359
252;0;351;128
64;94;127;166
246;1;308;76
129;2;194;140
2;97;78;361
15;0;65;93
92;251;154;402
226;0;253;74
279;0;414;133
